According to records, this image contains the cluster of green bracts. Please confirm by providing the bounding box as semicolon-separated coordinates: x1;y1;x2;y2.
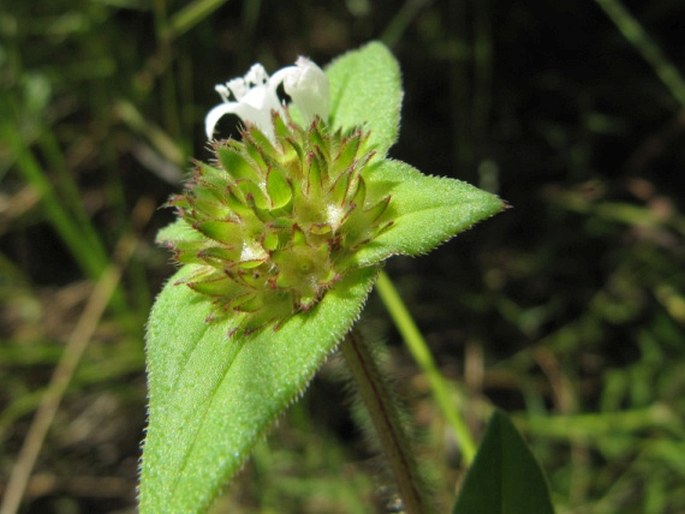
166;113;392;333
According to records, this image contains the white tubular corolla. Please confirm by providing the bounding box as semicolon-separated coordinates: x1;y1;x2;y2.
205;57;330;142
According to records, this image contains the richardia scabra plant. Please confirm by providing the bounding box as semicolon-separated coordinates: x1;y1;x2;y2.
139;42;504;513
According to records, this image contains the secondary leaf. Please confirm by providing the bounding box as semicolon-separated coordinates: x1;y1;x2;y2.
326;42;402;157
139;265;378;513
354;159;505;266
452;410;555;514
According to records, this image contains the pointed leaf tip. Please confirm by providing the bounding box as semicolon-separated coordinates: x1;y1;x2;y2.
452;410;555;514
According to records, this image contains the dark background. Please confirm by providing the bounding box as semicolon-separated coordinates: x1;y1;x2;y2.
2;0;684;512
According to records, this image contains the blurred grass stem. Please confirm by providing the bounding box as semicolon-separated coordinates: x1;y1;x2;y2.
375;271;477;465
594;0;685;108
380;0;431;48
2;124;109;281
0;230;139;514
168;0;231;40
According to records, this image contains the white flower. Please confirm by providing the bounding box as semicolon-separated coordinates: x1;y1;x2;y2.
204;57;330;141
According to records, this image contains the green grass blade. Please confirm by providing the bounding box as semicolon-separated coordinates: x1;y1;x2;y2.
2;124;106;279
375;271;477;465
594;0;685;107
168;0;231;39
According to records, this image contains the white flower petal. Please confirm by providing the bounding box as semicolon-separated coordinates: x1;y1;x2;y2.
240;84;280;113
226;78;247;100
205;57;330;141
215;84;231;103
205;103;238;140
244;63;269;86
205;102;270;140
283;57;329;123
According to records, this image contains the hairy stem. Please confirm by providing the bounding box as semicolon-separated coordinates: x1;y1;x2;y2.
341;330;434;514
375;270;477;464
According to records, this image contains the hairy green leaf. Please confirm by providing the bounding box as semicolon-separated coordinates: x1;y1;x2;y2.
326;41;402;157
452;410;555;514
355;159;505;266
139;265;378;513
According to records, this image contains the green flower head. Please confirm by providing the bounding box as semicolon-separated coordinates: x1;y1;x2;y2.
157;43;504;336
163;57;396;334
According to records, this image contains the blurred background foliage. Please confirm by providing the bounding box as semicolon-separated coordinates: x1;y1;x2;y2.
1;0;684;512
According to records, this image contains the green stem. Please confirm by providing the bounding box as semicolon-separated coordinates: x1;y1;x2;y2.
341;331;434;514
375;270;477;465
594;0;685;108
519;404;682;440
380;0;431;48
168;0;231;40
